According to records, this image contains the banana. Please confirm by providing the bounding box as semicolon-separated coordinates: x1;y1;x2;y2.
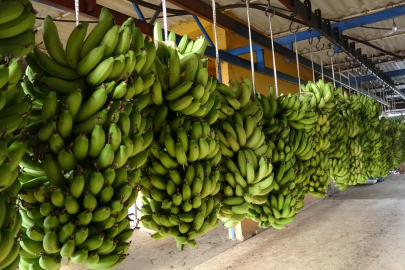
34;48;79;80
66;22;89;69
113;25;132;56
86;57;114;86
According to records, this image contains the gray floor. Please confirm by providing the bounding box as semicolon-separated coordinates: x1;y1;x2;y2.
64;174;405;270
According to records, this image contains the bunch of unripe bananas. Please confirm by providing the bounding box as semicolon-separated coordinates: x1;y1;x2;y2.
16;8;165;269
0;1;37;269
0;0;36;59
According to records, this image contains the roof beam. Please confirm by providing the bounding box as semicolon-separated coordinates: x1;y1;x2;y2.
274;4;405;45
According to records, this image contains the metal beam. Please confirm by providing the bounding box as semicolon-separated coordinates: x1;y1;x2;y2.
350;69;405;85
278;0;397;102
165;1;336;82
131;2;145;21
274;4;405;44
167;0;389;105
227;44;262;56
191;15;214;47
149;2;161;24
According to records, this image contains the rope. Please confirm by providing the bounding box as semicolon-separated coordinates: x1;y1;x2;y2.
331;58;336;89
75;0;79;26
338;58;342;87
347;71;350;93
309;31;315;83
212;0;221;81
162;0;168;41
321;54;324;81
245;0;256;94
294;32;301;93
268;15;278;97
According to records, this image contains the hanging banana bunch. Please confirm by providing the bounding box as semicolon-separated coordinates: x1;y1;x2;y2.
0;1;38;269
17;8;159;269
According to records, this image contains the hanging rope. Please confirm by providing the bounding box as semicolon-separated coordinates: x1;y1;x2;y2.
308;29;315;83
337;59;341;88
212;0;221;82
162;0;168;41
289;18;300;93
347;71;350;93
315;38;325;81
243;0;256;94
266;4;278;97
75;0;79;26
327;44;336;89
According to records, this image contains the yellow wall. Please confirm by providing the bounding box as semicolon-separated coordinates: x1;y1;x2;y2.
169;17;314;96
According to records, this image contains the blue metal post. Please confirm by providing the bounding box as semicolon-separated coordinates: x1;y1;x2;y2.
131;2;145;21
256;50;265;71
191;15;214;47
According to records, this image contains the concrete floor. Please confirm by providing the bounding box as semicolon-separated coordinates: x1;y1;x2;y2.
63;174;405;270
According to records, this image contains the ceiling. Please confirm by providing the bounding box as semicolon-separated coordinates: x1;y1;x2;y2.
31;0;405;102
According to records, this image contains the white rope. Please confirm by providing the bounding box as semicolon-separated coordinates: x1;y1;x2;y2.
347;71;350;92
309;33;315;83
245;0;256;94
268;15;278;98
162;0;168;41
75;0;79;26
212;0;221;81
294;32;301;93
331;57;336;89
338;58;342;87
321;54;324;81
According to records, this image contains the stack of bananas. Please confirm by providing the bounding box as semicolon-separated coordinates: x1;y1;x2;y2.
0;0;36;59
135;23;223;251
17;9;163;269
151;23;219;122
298;80;338;198
140;119;222;251
212;79;275;228
0;1;37;269
358;96;382;182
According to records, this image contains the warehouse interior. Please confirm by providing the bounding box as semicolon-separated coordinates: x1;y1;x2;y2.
1;0;405;269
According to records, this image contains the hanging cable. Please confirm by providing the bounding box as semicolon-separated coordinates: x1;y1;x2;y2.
315;38;325;82
162;0;168;41
265;2;278;97
212;0;221;82
290;17;301;92
75;0;79;26
308;29;315;83
243;0;256;94
347;71;350;93
327;44;336;88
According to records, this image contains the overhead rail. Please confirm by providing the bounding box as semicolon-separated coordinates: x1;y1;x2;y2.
277;0;404;101
166;0;389;105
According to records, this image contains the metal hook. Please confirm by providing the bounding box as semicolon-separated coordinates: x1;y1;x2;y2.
289;14;299;33
315;37;324;51
265;0;276;18
327;43;335;57
308;28;313;45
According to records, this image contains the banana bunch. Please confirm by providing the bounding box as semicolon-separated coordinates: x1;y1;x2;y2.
246;189;305;229
0;0;36;59
140;118;222;250
17;163;137;270
140;192;220;251
149;23;219;120
301;80;337;112
0;170;23;270
17;8;165;269
218;152;274;228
